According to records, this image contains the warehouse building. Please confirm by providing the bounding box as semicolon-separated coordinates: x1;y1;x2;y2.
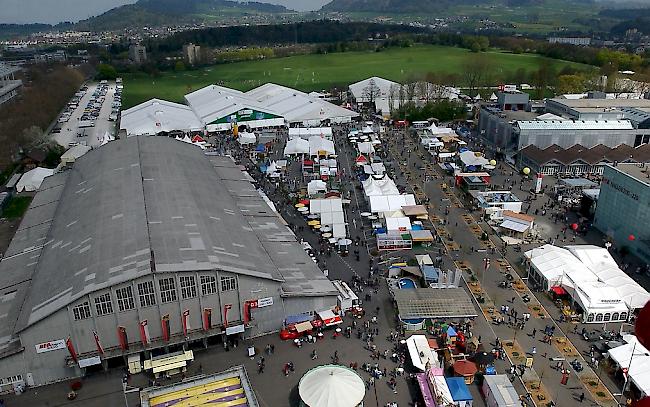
517;143;650;175
0;137;337;390
594;163;650;263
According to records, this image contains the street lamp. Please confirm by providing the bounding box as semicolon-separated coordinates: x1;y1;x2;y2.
122;376;140;407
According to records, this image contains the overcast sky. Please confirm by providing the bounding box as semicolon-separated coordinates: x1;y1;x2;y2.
0;0;329;24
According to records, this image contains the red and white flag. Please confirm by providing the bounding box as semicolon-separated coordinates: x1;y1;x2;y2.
224;304;232;328
182;309;190;336
92;330;104;355
139;320;150;346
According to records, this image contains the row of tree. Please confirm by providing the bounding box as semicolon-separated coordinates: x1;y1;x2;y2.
0;64;86;168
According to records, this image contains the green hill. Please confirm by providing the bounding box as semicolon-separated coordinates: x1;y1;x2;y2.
73;0;291;31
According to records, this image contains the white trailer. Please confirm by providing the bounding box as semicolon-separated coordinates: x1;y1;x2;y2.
332;280;359;311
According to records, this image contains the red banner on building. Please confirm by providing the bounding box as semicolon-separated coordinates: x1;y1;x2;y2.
139;320;150;346
203;308;212;331
92;330;104;355
117;326;129;350
161;315;170;342
66;337;78;363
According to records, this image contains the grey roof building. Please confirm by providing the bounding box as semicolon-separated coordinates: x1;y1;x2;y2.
0;137;337;389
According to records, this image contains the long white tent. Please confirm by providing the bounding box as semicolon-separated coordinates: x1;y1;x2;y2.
525;244;649;323
120;99;203;136
284;137;310;155
16;167;55;192
289;127;333;139
369;194;416;213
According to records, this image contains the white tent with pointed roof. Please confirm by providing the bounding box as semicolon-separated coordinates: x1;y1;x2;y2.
299;365;365;407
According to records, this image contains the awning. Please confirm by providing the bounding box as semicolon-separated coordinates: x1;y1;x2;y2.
411;230;434;242
551;286;568;296
152;360;187;374
500;219;529;233
295;321;314;333
407;335;437;371
317;309;343;326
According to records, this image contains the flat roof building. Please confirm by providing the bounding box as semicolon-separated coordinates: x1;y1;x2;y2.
594;163;650;263
0;137;337;390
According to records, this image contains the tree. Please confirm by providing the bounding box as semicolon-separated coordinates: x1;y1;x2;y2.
96;63;117;80
557;75;586;95
462;54;492;97
174;61;186;72
362;78;381;105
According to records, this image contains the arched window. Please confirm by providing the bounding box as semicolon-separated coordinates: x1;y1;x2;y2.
587;313;595;322
604;313;611;322
620;312;628;321
596;313;603;322
612;312;619;321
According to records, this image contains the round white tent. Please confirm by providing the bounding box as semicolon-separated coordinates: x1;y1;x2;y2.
299;365;365;407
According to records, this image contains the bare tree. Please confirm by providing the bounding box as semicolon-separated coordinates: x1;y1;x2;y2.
362;78;381;105
462;54;492;97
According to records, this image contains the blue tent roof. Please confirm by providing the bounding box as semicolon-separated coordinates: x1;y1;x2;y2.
255;144;266;152
421;265;439;282
445;377;473;401
446;326;457;336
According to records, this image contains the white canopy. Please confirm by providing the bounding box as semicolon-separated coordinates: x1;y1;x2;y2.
289;127;333;139
459;151;489;167
60;145;91;164
608;336;650;370
406;335;437;371
369;194;416;213
566;245;650;310
120;98;203;135
432;375;454;405
386;216;412;231
525;244;650;312
266;161;279;175
357;141;375;155
16;167;54;192
284;137;309;155
307;180;327;196
238;131;256;145
362;177;399;197
299;365;365;407
308;136;335;156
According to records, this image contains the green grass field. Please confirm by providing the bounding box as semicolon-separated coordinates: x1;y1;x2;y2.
122;44;590;108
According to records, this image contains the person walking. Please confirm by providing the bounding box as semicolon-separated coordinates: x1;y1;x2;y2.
579;392;585;403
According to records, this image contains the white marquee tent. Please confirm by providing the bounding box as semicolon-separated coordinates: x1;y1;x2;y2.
120;99;203;136
357;141;374;155
308;136;335;156
362;177;399;197
238;131;257;145
289;127;333;140
16;167;55;192
525;244;649;322
307;180;327;196
299;365;365;407
284;137;309;155
369;194;416;213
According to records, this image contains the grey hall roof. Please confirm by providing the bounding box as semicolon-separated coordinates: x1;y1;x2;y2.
0;137;335;352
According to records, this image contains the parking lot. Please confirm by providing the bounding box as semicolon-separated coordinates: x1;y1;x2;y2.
50;79;121;148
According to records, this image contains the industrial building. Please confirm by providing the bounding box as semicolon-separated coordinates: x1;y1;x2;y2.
479;94;650;152
517;143;650;175
594;163;650;263
0;137;337;390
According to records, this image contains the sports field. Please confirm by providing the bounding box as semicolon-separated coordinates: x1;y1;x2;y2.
122;44;589;108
